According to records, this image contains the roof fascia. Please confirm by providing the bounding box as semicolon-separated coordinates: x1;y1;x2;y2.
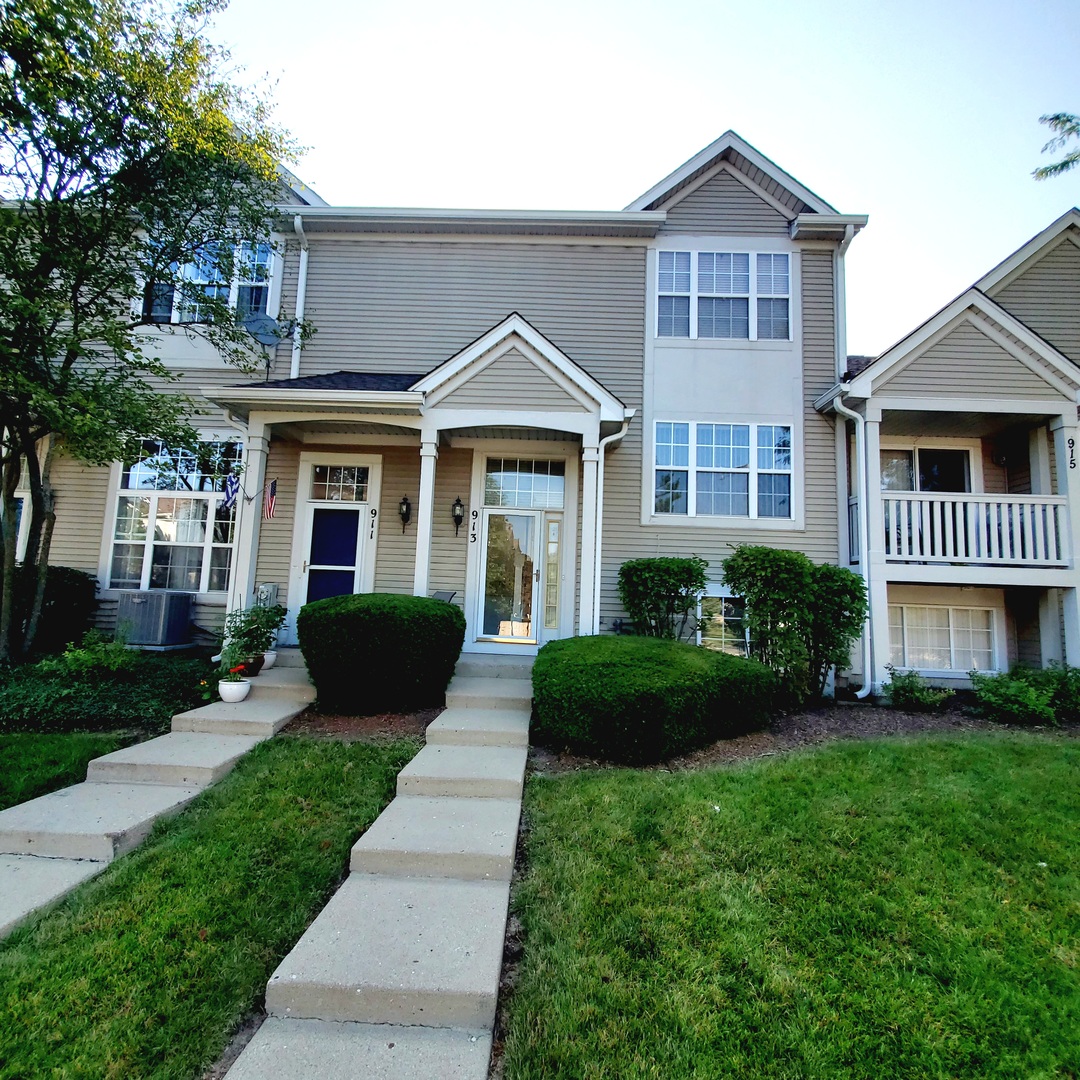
624;130;837;214
976;208;1080;294
204;386;424;418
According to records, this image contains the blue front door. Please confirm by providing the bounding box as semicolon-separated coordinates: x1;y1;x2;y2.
306;507;363;602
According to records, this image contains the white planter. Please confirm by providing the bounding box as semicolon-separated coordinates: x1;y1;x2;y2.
262;650;277;670
219;679;251;703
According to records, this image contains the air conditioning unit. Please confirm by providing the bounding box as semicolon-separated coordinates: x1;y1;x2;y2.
254;582;279;608
116;591;194;648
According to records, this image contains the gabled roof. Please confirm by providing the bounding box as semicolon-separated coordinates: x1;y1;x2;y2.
976;207;1080;294
249;371;425;392
624;130;837;215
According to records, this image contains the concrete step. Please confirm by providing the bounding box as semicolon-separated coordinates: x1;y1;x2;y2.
271;648;308;670
351;795;521;881
86;733;263;788
171;692;307;737
445;676;532;711
397;744;527;800
0;782;199;861
0;855;106;939
453;654;534;681
425;707;529;748
252;667;314;695
266;874;509;1028
226;1018;491;1080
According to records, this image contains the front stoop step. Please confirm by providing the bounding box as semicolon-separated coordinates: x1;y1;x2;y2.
254;668;315;696
171;694;306;738
86;733;262;788
425;707;530;748
453;655;534;681
0;782;199;861
0;855;105;938
266;875;509;1029
351;795;521;881
397;744;527;800
227;1018;492;1080
444;676;532;711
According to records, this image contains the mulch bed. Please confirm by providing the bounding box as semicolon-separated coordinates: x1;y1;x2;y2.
279;706;440;741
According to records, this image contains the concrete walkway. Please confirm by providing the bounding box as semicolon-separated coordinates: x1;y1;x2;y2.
0;659;314;939
227;653;532;1080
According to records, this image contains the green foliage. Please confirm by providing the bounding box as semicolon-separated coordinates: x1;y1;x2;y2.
531;635;778;764
224;603;287;656
882;665;954;712
297;593;466;714
617;556;708;640
37;630;137;676
722;545;867;702
1034;112;1080;179
12;563;98;655
968;665;1080;726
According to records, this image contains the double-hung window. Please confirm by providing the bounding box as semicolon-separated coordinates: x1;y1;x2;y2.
654;421;793;519
657;250;790;340
109;440;243;593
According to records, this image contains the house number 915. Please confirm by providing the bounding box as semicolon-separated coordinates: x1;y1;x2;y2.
1070;438;1076;470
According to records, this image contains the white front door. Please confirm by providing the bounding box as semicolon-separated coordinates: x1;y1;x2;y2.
478;508;541;642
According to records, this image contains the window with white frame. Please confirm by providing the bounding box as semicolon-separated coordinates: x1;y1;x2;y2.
654;421;793;518
142;241;272;325
699;589;750;657
657;250;790;340
109;440;243;592
889;604;995;672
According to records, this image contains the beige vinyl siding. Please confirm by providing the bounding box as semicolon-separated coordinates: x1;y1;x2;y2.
438;349;587;411
374;449;421;595
252;438;301;607
993;234;1080;362
659;170;791;237
50;454;110;577
429;448;472;607
595;251;840;628
295;241;646;391
874;321;1066;399
981;440;1007;495
1006;588;1042;669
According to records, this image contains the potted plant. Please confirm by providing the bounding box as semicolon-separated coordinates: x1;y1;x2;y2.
218;645;252;702
223;604;286;675
249;603;288;669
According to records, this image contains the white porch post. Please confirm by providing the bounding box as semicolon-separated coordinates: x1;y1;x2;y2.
412;438;438;597
864;413;891;691
578;440;600;636
228;416;269;612
1050;415;1080;663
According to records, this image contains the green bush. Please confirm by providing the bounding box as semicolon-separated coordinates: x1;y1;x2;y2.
882;666;953;711
14;564;98;656
617;556;708;641
532;635;778;764
969;669;1056;726
297;593;466;714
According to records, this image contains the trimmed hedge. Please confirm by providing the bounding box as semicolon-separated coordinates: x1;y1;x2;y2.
297;593;466;714
15;564;98;656
532;635;778;764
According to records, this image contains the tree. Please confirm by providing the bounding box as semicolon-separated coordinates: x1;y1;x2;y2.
1033;113;1080;180
0;0;297;659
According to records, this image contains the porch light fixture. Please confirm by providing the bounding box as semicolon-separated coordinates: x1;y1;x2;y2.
399;495;411;532
451;497;465;536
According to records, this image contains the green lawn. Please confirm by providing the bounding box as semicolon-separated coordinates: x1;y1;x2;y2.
503;734;1080;1080
0;735;418;1080
0;732;130;811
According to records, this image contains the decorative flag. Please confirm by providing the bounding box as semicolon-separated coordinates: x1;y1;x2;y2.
220;472;240;511
263;478;277;520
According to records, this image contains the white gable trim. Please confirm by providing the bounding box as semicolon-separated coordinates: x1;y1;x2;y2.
654;160;796;221
414;314;627;421
625;130;836;215
976;208;1080;294
846;289;1080;401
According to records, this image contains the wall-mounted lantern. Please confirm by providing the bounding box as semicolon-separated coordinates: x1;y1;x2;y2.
451;497;465;536
399;495;411;532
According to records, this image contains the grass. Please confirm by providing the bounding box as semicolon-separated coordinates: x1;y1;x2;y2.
503;733;1080;1079
0;734;419;1079
0;732;131;810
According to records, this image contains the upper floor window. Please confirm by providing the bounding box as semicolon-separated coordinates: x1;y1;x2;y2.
654;420;793;519
142;241;272;325
657;250;790;341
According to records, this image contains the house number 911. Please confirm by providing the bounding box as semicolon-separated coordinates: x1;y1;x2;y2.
370;507;377;538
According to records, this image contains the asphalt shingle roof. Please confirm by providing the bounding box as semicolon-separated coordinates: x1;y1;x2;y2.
233;371;425;392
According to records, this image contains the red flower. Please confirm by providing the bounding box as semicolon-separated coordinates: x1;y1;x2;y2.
229;664;246;675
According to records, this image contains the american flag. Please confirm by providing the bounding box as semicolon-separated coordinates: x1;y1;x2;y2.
263;479;277;520
220;472;240;511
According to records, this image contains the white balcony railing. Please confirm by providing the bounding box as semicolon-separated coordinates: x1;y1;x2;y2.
882;493;1069;567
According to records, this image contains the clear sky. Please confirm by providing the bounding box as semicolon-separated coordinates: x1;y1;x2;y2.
208;0;1079;357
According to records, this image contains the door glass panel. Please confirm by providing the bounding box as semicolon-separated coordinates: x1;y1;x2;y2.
484;459;565;509
917;449;970;493
880;450;915;491
544;519;560;630
310;508;360;566
483;513;536;639
307;569;357;603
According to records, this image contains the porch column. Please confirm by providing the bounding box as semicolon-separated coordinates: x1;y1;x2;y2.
1050;416;1080;663
578;441;600;636
228;417;269;612
864;414;891;691
412;439;438;597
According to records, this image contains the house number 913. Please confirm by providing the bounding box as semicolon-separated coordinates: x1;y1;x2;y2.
470;508;479;543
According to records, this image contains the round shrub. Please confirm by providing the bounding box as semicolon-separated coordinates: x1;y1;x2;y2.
532;635;778;765
297;593;466;714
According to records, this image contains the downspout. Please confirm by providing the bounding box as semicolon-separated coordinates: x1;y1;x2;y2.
591;416;632;634
832;392;873;698
290;214;310;380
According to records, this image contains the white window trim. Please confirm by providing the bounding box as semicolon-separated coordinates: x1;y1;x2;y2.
888;602;1004;675
697;583;750;657
879;437;985;493
652;419;795;521
656;248;791;341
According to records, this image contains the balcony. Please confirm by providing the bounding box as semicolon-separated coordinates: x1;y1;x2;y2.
881;493;1068;568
